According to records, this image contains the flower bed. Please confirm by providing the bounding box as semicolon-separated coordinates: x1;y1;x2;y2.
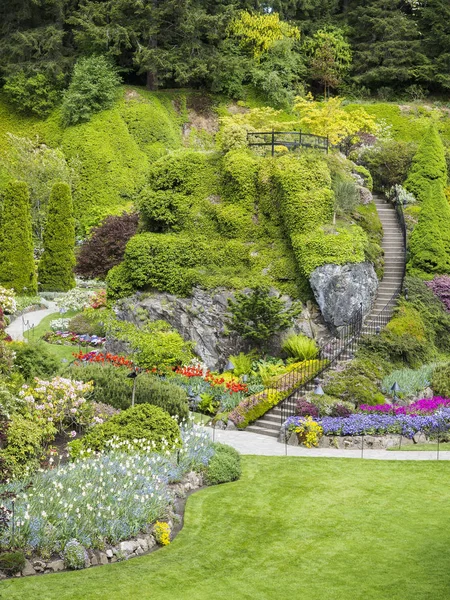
44;331;106;347
359;397;450;415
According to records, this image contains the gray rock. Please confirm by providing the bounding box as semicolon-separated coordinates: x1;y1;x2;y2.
185;471;201;489
287;432;299;446
0;571;6;580
310;262;378;330
135;547;144;556
22;560;36;577
359;186;373;205
119;540;139;556
137;538;149;552
32;560;46;572
145;535;156;550
105;549;114;559
90;554;98;567
98;552;109;565
226;420;237;431
47;559;64;573
110;288;329;370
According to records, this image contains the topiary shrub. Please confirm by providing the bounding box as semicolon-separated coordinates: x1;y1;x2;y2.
0;551;25;575
63;540;88;570
282;334;318;361
12;341;60;381
221;150;259;211
138;188;190;232
61;56;121;127
431;363;450;398
75;212;139;279
148;150;212;197
71;404;181;454
38;182;76;292
0;181;37;295
405;125;447;204
68;362;189;417
205;443;241;485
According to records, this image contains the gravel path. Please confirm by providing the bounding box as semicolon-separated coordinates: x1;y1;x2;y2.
206;427;450;461
6;301;58;341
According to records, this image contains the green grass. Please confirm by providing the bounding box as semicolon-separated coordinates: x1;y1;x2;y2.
2;456;450;600
23;310;81;364
387;443;450;451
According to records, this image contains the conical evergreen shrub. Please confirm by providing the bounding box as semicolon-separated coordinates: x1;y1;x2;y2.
0;180;37;294
38;182;76;291
405;125;447;203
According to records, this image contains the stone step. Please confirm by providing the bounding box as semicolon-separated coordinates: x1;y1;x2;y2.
245;425;279;438
251;418;280;431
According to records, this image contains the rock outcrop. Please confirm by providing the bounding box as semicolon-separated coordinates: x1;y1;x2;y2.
309;262;378;330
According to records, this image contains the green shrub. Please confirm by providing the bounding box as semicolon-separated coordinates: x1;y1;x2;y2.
333;177;360;216
357;140;417;191
68;310;106;337
12;341;60;381
282;334;318;361
408;181;450;278
323;361;386;407
221;150;259;211
292;225;367;276
206;443;241;485
0;551;26;575
353;165;373;191
138;187;191;232
0;414;44;479
3;71;61;118
405;125;447;204
38;182;76;292
68;362;189;417
353;203;384;278
0;181;37;294
61;56;121;127
63;540;88;570
431;363;450;398
382;363;437;399
70;404;181;454
148;150;213;198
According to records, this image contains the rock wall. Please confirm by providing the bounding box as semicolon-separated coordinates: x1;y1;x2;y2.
111;287;330;370
309;262;378;331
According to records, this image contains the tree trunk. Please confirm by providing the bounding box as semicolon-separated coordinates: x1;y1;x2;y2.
146;69;158;90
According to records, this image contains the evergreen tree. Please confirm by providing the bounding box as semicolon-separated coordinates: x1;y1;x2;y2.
38;182;76;292
415;0;450;90
0;181;37;295
405;125;447;203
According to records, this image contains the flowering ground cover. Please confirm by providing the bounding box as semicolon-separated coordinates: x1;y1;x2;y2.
3;457;450;600
360;397;450;415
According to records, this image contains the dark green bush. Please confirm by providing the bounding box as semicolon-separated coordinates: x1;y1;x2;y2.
61;56;121;127
206;443;241;485
3;71;61;117
68;310;106;337
357;140;417;191
12;342;60;381
0;551;26;575
71;404;181;454
38;182;76;292
431;363;450;398
68;363;189;417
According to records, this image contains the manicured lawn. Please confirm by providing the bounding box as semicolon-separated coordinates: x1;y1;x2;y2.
387;443;450;451
2;456;450;600
23;311;82;364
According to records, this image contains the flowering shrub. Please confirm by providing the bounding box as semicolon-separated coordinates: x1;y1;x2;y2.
359;397;450;415
90;289;107;309
0;287;17;314
63;539;88;570
154;521;171;546
44;331;105;347
19;377;95;437
426;276;450;313
289;416;323;448
295;399;319;419
56;288;95;312
284;411;450;439
0;423;214;553
50;318;71;332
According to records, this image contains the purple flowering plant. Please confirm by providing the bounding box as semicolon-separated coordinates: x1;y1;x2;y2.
359;397;450;415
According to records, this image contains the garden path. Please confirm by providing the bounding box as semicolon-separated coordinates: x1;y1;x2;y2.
6;301;57;341
208;427;450;461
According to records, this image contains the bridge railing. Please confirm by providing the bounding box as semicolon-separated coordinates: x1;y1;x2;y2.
247;130;329;155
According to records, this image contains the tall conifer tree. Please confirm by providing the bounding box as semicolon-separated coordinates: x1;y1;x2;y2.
0;180;37;294
38;181;76;291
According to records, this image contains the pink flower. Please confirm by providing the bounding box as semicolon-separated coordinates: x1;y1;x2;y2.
69;430;77;438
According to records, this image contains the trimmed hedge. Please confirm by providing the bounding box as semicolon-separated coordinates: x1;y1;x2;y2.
0;181;37;294
221;150;259;211
38;182;76;292
205;443;241;485
405;125;447;203
71;404;181;454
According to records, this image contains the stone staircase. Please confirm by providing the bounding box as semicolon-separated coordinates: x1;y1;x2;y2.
246;195;405;438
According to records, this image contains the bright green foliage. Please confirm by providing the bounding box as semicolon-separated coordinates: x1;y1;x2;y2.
226;286;300;350
0;414;44;480
293;225;367;277
356;139;417;191
353;203;384;278
0;181;37;294
61;56;121;127
221;150;259;211
0;552;26;576
72;404;181;454
228;352;255;377
405;126;447;203
3;72;62;118
137;188;190;232
108;320;194;370
408;182;450;278
282;334;318;361
205;443;241;485
68;362;189;417
323;359;386;406
38;182;76;291
304;28;352;97
431;363;450;398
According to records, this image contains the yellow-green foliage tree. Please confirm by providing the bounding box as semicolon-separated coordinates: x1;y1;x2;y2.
38;182;76;291
293;95;377;146
0;181;37;294
405;125;447;203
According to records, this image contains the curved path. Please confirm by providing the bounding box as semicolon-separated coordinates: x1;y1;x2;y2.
208;427;450;461
6;301;57;341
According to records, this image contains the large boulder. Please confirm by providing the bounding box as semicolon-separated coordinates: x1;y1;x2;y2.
309;262;378;330
111;288;329;370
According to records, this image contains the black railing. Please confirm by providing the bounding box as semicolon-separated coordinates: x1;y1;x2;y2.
247;130;329;156
394;196;408;279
